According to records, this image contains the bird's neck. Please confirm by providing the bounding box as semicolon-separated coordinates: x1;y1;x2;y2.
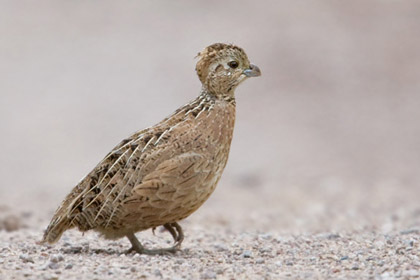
200;87;236;106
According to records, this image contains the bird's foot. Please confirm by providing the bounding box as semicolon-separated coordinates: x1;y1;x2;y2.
125;231;181;255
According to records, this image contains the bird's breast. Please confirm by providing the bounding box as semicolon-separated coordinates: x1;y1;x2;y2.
189;100;236;159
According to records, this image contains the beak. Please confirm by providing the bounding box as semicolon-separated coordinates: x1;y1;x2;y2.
243;64;261;77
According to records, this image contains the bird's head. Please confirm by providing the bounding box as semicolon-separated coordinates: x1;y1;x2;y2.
196;43;261;97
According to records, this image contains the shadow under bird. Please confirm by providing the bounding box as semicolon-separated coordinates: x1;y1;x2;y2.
42;43;261;255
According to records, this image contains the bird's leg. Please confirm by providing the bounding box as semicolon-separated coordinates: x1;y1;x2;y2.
125;232;179;255
125;233;146;254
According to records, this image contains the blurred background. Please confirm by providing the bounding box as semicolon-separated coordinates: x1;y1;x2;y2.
0;0;419;234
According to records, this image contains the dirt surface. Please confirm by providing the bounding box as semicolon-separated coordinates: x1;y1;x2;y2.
1;1;420;279
0;227;419;279
1;181;419;279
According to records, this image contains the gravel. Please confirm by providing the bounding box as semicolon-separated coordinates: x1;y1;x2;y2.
1;177;419;279
0;225;419;279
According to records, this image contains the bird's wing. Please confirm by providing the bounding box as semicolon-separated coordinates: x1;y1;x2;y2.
120;152;213;225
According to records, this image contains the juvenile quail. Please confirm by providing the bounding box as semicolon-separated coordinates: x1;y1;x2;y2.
42;43;261;255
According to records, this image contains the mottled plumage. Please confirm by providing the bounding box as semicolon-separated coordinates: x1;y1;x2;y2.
42;43;261;254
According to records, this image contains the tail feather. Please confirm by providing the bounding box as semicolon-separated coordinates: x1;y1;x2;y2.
42;215;73;244
41;185;84;244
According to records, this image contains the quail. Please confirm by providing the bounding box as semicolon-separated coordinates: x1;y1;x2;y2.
42;43;261;255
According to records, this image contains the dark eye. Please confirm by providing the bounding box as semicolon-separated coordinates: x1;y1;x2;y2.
228;61;239;69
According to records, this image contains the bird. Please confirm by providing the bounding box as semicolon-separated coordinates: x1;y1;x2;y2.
41;43;261;255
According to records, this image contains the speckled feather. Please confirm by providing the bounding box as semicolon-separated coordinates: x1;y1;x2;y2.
42;43;259;245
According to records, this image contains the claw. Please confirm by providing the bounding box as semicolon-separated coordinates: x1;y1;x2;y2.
163;224;178;242
126;223;185;255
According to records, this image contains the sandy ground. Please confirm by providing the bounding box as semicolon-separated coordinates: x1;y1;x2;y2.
1;1;420;279
1;181;419;279
0;228;419;279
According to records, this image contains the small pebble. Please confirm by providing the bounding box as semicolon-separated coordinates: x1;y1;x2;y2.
48;261;59;270
154;269;162;277
64;246;82;254
258;233;272;240
202;270;217;279
327;233;340;240
19;254;34;263
242;250;252;258
258;247;271;254
255;258;265;264
214;243;228;252
50;254;64;263
403;239;414;247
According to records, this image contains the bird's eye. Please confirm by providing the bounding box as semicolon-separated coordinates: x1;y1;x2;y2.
228;61;239;69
